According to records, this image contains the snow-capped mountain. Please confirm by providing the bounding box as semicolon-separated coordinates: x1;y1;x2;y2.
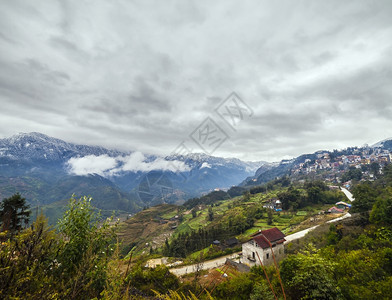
166;152;264;173
371;138;392;150
0;132;265;211
0;132;122;161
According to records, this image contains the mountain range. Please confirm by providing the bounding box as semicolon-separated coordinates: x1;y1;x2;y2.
1;132;391;224
0;132;264;220
241;139;392;187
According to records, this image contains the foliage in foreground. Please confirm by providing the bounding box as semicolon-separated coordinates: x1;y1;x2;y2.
1;166;392;299
0;195;117;299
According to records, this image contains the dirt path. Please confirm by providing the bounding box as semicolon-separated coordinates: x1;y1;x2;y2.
170;252;241;276
170;212;351;276
170;188;355;276
284;212;351;243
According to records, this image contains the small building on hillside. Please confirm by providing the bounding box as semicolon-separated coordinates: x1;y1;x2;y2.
335;201;352;210
145;257;168;268
212;240;221;246
225;237;239;248
263;198;282;211
329;186;340;190
242;228;286;267
275;200;282;211
327;206;344;214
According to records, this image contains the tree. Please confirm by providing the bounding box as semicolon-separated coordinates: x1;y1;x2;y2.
250;281;275;300
382;164;392;185
307;185;323;204
361;164;369;172
326;224;343;245
370;188;392;225
243;191;251;202
351;182;379;214
126;265;179;296
280;175;291;187
163;238;170;256
0;214;60;299
341;166;362;182
228;186;247;197
208;207;214;221
191;209;197;218
267;209;273;225
278;188;302;210
370;162;380;178
280;251;342;300
193;253;205;286
0;193;30;236
57;195;117;298
215;272;254;299
334;247;392;298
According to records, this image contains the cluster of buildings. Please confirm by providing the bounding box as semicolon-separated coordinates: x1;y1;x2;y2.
262;198;282;211
292;147;392;182
327;201;352;214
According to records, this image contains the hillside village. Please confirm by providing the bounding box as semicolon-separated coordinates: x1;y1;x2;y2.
2;0;392;298
3;162;392;299
145;187;354;272
290;146;392;183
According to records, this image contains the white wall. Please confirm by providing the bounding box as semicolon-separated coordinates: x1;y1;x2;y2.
242;241;285;267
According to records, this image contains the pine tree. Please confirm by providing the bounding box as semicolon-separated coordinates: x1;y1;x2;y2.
208;207;214;221
267;209;273;225
0;193;30;236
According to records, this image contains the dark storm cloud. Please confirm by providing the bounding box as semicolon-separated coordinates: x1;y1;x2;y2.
1;0;392;161
84;78;172;117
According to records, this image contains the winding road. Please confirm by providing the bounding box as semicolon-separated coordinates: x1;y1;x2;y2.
340;187;355;202
170;253;241;276
284;187;354;243
170;187;355;276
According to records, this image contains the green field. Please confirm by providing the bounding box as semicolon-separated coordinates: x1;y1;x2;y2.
117;185;343;260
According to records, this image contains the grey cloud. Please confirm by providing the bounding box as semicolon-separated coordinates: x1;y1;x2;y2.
1;0;392;161
311;52;336;66
0;31;17;45
24;59;71;85
49;37;82;56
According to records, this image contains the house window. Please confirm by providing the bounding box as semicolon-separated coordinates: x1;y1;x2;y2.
279;248;282;254
252;252;255;260
266;253;269;259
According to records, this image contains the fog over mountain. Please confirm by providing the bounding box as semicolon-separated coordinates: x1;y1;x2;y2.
0;132;264;212
1;2;392;298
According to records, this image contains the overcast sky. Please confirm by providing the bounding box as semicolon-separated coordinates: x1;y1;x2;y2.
1;0;392;162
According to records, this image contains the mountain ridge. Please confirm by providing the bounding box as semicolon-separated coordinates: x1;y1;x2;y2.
0;132;266;219
243;138;392;187
2;132;391;224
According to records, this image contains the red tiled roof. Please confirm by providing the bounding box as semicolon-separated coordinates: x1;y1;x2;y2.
328;206;344;213
251;227;285;240
251;227;286;249
253;235;270;249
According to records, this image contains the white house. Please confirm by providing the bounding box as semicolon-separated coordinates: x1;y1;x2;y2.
242;227;286;267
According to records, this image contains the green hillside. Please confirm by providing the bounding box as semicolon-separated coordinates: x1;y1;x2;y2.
1;174;142;225
2;165;392;299
117;179;345;259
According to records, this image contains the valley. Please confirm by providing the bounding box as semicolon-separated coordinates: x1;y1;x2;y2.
2;2;392;298
1;132;392;299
